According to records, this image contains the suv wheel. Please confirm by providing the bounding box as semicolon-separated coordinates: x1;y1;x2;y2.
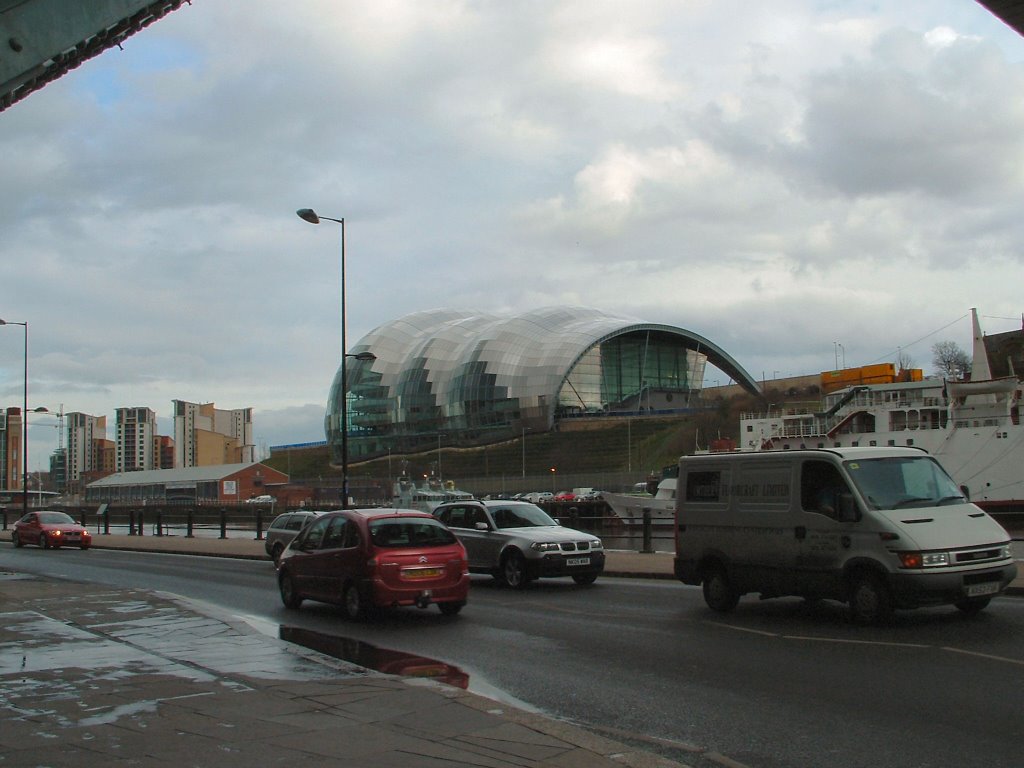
500;550;531;590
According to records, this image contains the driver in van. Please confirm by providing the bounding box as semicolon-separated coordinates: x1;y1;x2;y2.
802;462;852;519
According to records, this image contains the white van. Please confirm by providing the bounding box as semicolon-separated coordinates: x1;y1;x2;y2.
673;447;1017;623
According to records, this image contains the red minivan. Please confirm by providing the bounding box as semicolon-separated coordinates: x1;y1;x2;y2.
277;509;469;618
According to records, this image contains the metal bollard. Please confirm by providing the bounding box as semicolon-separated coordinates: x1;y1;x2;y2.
138;510;145;536
642;508;654;553
219;509;227;539
156;511;163;537
103;507;110;535
255;508;264;541
129;509;136;536
187;509;194;538
1;507;6;530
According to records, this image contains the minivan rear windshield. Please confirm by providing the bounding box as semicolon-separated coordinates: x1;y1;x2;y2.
369;520;457;548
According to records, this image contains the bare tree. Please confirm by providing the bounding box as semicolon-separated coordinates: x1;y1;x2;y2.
896;349;915;371
932;341;971;380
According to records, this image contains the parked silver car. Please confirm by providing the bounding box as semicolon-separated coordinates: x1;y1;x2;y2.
265;510;326;564
432;499;604;588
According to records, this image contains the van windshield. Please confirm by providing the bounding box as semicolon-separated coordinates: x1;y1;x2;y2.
843;456;965;511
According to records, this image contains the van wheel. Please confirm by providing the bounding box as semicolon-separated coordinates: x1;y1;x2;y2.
848;572;893;625
702;566;739;612
954;597;991;616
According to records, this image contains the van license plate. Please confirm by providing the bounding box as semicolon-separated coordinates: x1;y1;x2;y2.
566;557;590;567
965;582;999;597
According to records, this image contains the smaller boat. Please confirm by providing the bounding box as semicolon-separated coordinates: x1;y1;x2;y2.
392;473;475;514
602;471;676;526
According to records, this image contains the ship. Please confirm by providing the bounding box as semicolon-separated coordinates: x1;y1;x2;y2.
392;472;475;514
740;308;1024;513
601;470;677;526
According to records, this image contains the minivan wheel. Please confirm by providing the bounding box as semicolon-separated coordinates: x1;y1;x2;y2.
500;550;531;589
279;572;303;609
702;566;739;612
954;597;991;616
848;572;893;625
344;582;367;620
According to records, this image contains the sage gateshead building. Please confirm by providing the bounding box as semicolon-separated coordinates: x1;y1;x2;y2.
333;307;762;463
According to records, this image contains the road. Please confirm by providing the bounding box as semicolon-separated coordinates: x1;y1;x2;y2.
3;544;1023;768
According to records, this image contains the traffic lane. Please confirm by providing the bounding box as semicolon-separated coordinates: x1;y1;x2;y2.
283;573;1024;768
3;547;1024;768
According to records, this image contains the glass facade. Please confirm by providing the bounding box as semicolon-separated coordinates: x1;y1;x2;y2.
326;307;760;463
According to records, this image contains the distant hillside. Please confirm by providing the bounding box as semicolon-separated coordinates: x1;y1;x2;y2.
263;390;783;494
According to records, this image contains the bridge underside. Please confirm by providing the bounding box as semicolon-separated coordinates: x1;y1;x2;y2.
0;0;188;113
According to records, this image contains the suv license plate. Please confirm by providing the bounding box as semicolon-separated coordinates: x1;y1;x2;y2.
965;582;999;597
566;557;590;567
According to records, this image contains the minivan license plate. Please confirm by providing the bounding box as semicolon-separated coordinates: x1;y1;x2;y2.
566;557;590;567
966;582;999;597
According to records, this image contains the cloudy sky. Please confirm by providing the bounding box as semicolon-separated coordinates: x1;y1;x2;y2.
3;1;1024;470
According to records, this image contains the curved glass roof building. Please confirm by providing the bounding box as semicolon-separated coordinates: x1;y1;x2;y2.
330;307;762;462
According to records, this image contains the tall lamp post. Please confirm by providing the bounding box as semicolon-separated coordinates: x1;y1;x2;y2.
0;319;27;515
296;209;375;509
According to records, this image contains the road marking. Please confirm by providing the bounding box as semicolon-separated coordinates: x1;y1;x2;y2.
704;621;778;637
783;635;929;649
942;646;1024;666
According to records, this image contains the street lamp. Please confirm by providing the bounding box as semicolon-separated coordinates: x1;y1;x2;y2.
521;426;530;478
0;319;27;515
296;208;376;509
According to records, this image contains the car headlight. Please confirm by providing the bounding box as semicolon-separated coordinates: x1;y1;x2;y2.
897;551;950;568
531;542;560;552
588;539;603;550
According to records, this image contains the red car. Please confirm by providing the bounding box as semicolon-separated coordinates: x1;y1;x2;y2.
277;508;469;619
13;510;92;550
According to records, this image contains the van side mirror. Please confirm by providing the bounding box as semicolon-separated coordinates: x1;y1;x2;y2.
475;522;489;531
837;493;859;523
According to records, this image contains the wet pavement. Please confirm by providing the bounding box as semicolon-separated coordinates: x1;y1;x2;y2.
0;571;685;768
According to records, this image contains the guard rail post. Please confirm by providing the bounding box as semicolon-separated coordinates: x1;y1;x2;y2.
642;508;654;553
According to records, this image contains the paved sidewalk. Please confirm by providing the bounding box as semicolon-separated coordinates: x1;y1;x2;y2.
0;571;686;768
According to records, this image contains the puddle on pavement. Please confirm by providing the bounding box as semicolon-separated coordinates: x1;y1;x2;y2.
279;626;469;689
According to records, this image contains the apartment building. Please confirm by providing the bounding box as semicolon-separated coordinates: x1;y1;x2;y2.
173;400;254;468
115;407;157;472
0;407;23;491
66;412;107;493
